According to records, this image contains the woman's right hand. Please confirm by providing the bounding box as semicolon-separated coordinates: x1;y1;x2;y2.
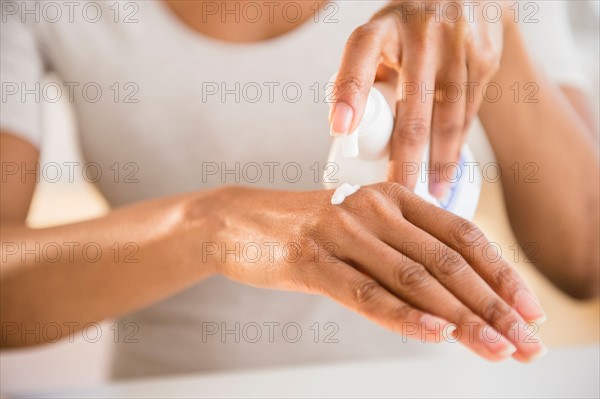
201;183;547;362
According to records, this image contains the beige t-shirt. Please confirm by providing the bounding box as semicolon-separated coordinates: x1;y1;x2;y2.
1;0;594;378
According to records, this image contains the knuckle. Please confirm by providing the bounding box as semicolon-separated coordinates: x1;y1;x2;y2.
352;187;383;213
378;181;405;196
334;75;367;101
350;186;391;218
391;303;416;323
351;279;382;307
443;22;471;57
435;121;463;139
435;249;467;278
396;262;431;290
372;6;405;29
492;265;521;300
449;218;485;248
394;189;431;219
395;117;429;146
455;307;477;328
377;182;408;204
480;299;512;324
349;22;384;42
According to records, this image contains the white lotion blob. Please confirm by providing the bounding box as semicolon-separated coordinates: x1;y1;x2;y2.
331;183;361;205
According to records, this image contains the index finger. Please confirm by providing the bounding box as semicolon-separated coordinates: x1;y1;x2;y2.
330;21;388;141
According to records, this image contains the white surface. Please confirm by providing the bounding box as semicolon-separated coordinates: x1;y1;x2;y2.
25;345;600;398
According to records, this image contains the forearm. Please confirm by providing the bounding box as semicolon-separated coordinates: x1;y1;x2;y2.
479;23;600;298
1;190;219;347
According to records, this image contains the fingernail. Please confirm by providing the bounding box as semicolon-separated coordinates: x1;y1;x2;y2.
445;323;458;337
429;181;449;200
420;314;449;332
483;328;517;357
507;320;548;362
530;344;549;361
513;344;549;363
419;314;453;342
330;102;353;137
516;291;546;324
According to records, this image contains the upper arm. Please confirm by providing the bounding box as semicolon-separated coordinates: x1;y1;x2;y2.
1;7;45;223
1;132;39;223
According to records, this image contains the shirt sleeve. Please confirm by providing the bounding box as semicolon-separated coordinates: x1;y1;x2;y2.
518;0;590;90
1;4;45;148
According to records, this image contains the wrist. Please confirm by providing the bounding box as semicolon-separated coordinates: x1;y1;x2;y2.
179;186;233;276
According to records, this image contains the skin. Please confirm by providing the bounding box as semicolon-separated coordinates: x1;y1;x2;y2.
331;0;507;198
1;145;546;360
1;0;597;363
331;0;599;296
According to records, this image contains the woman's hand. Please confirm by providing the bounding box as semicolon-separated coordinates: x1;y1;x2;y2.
204;183;547;362
330;1;507;199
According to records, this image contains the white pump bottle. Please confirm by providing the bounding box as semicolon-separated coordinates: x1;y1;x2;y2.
324;82;482;221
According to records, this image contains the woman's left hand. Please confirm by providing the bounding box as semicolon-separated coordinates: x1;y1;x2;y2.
330;0;509;199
